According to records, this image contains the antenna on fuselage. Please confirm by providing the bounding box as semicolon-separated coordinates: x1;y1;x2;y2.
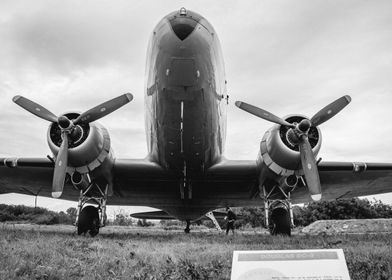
180;7;187;16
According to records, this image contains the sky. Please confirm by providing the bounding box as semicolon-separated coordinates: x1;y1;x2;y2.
0;0;392;211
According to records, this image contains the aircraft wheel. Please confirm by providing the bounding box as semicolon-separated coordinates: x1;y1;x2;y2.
77;205;100;237
270;207;291;236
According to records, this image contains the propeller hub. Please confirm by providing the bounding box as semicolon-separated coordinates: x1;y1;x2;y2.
58;115;72;130
286;128;300;147
298;119;311;133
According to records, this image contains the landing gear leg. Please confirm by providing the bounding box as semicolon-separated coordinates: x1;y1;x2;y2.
205;211;223;233
184;220;191;234
262;185;293;236
75;183;108;237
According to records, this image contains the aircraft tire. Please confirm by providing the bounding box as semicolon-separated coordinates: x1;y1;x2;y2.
77;205;100;237
270;207;291;236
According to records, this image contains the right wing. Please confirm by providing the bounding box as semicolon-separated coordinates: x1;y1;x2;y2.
0;157;177;204
0;157;55;198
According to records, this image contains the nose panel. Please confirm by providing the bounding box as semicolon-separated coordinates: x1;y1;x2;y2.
168;58;196;86
169;17;198;40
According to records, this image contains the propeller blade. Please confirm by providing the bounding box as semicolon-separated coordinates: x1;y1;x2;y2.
235;101;295;127
298;135;322;201
13;95;58;123
52;133;69;198
310;95;351;127
74;93;133;125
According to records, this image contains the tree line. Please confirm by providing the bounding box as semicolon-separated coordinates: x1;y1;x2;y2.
0;204;153;226
0;198;391;227
0;204;76;225
236;198;392;228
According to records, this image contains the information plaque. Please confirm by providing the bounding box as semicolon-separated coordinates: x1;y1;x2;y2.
231;249;350;280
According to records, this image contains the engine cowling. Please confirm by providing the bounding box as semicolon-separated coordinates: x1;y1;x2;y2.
259;115;322;176
47;112;111;174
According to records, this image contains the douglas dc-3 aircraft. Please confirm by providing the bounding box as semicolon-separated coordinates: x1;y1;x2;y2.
1;8;392;236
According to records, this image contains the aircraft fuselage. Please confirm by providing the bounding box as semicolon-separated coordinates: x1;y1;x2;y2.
145;9;228;177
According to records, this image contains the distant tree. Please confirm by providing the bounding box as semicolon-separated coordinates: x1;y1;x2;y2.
110;213;133;226
237;207;265;228
200;219;216;228
0;204;72;225
160;220;182;227
370;199;392;218
65;207;78;224
115;213;126;225
137;219;153;227
294;198;392;226
231;198;392;229
66;207;77;222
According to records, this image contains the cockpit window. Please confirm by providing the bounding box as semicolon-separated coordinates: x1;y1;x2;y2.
169;17;198;40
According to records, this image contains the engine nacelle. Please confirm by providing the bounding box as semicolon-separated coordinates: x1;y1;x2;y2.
47;112;111;174
259;115;322;176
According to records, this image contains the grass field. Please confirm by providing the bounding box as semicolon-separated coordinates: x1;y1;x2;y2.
0;224;391;279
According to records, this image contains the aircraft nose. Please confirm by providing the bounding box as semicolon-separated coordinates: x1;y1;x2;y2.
169;13;198;40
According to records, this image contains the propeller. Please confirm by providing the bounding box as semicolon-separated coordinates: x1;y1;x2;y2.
235;95;351;201
235;101;295;128
13;93;134;198
52;133;68;198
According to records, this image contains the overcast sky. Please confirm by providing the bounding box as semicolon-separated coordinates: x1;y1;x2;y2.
1;0;392;210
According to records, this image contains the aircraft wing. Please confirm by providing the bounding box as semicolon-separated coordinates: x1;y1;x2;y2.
0;157;176;203
0;157;257;208
0;158;56;197
203;160;392;205
130;210;175;220
290;161;392;204
1;157;392;208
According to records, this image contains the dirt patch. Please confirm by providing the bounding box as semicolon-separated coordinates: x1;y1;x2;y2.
301;218;392;235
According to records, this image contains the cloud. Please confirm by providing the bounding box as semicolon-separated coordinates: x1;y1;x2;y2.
0;0;153;75
0;0;392;211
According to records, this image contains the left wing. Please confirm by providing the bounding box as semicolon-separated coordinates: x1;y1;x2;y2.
203;160;392;205
291;161;392;204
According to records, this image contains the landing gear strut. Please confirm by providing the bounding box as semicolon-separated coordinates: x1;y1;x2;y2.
262;185;294;236
184;220;191;234
75;182;108;237
205;211;223;233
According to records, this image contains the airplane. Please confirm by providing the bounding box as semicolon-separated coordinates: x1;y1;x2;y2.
1;7;392;236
